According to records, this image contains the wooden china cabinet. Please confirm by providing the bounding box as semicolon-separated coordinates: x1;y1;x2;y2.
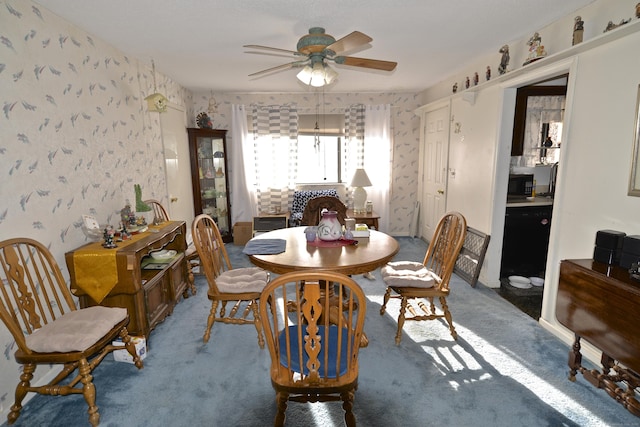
187;128;232;242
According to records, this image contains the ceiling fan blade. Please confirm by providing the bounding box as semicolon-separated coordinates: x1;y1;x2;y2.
325;31;372;54
337;56;397;71
248;61;304;77
243;44;301;56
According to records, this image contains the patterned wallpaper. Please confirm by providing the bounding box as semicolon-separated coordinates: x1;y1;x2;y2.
189;92;423;235
0;0;190;407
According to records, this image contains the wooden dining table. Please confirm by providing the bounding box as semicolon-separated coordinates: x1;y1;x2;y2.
247;226;399;276
248;227;399;348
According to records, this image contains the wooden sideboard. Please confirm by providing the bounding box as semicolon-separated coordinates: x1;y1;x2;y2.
556;259;640;417
66;221;188;340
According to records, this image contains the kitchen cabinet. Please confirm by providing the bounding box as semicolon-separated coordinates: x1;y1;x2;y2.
187;128;232;242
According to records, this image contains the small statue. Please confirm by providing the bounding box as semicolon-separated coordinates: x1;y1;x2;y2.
498;45;510;75
452;82;458;93
486;66;491;81
604;18;630;33
572;16;584;45
523;32;546;65
636;3;640;19
465;76;470;89
121;201;133;225
102;225;117;248
473;72;479;86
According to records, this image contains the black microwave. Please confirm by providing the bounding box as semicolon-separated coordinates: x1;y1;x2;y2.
508;174;534;198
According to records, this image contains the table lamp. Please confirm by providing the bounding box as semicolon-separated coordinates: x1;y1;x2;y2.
351;168;372;214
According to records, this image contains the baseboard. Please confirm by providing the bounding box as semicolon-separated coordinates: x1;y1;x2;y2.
539;318;602;367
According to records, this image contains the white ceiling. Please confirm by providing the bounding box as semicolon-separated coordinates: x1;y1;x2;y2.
33;0;595;93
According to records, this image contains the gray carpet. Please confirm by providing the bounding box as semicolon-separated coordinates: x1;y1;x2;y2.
2;237;638;427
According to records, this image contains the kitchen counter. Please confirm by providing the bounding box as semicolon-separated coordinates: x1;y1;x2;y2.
506;196;554;207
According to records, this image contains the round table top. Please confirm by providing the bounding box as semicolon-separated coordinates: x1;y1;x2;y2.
248;226;399;275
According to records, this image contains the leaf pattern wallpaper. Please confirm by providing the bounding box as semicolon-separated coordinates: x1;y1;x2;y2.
0;0;190;404
0;0;422;414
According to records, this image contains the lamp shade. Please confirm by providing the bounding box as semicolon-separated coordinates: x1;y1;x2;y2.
296;62;337;87
350;168;372;187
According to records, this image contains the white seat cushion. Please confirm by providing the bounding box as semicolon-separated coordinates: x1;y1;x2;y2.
381;261;439;288
26;306;127;353
216;267;269;293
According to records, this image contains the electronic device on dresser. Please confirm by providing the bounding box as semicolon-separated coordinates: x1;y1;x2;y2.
507;173;534;199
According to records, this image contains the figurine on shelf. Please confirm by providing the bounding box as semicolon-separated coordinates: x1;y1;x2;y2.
604;18;630;33
452;82;458;93
572;16;584;45
102;225;117;248
486;66;491;81
498;45;510;75
637;3;640;19
523;32;547;66
473;72;479;86
465;76;470;89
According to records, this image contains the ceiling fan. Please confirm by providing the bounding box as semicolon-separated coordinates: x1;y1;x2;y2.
244;27;397;87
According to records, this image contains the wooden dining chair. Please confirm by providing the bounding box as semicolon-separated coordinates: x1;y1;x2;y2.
259;270;367;427
192;214;269;347
301;195;348;226
380;211;467;344
145;199;198;296
0;237;143;427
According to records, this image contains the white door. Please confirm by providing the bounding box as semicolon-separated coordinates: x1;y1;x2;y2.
160;105;195;239
421;105;450;240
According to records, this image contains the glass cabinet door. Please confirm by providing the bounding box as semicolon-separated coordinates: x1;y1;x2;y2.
187;128;232;242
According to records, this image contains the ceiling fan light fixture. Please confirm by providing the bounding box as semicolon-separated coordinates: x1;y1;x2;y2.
296;65;314;85
310;62;326;87
297;62;337;87
324;65;338;84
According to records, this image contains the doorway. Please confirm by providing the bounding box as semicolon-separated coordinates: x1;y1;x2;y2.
497;77;567;320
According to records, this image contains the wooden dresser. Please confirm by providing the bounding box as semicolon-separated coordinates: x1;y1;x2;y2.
66;221;188;339
557;259;640;417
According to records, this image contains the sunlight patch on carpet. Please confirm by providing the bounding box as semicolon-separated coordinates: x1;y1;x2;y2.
455;324;608;426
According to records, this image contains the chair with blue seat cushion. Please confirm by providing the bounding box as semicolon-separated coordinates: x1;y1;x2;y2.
290;189;339;226
380;211;467;344
259;270;366;427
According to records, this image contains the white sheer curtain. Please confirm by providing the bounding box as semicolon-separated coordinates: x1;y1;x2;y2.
230;104;257;223
251;104;299;213
364;104;391;232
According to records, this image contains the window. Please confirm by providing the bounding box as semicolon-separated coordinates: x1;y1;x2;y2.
296;135;343;183
297;114;346;184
